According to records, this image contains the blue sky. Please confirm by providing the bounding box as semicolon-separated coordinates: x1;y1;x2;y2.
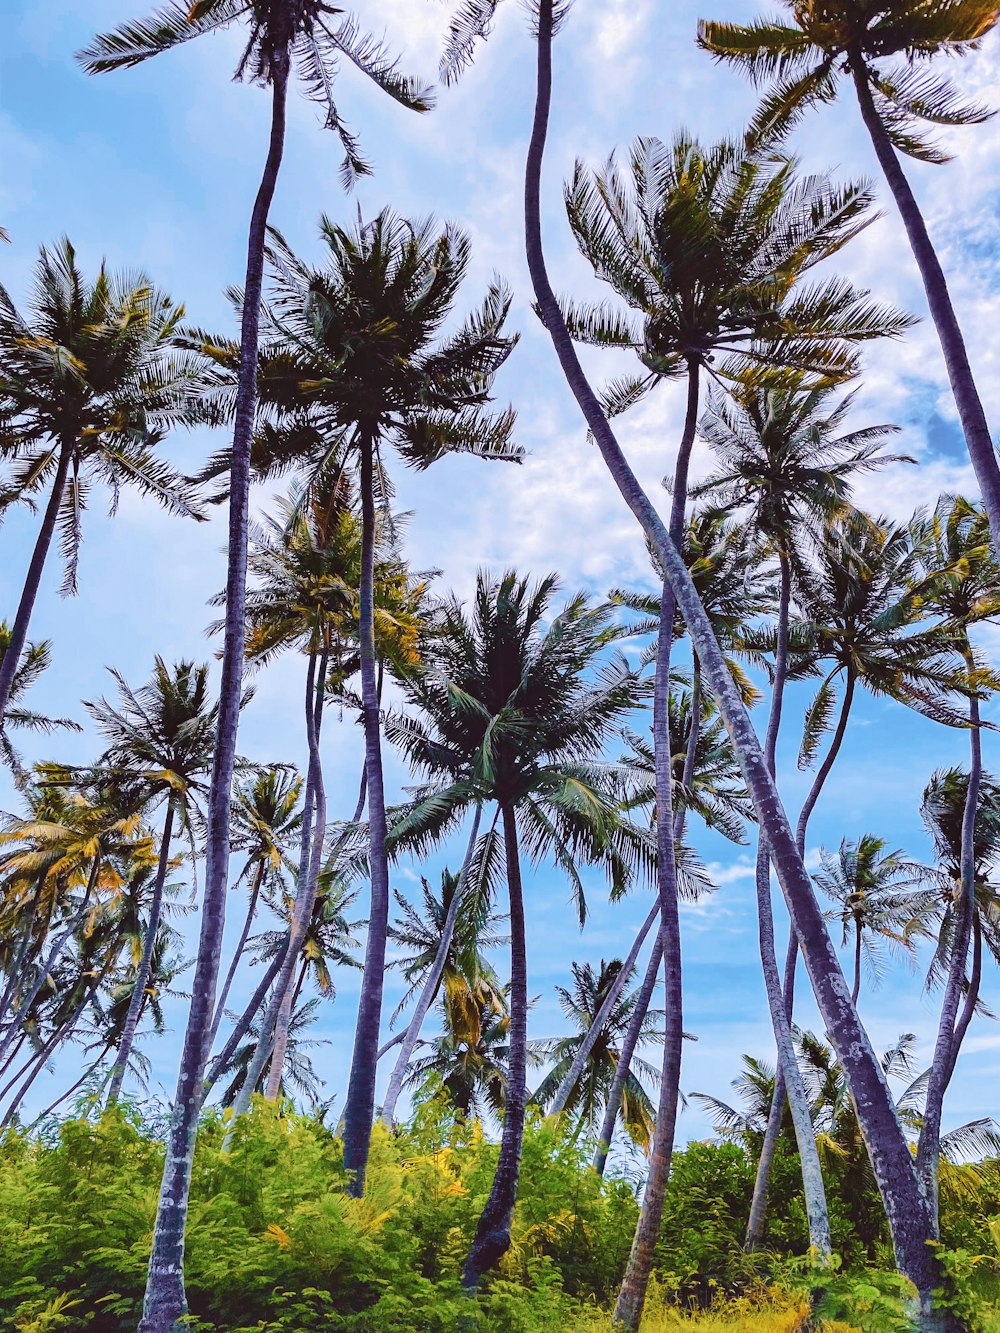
2;0;1000;1150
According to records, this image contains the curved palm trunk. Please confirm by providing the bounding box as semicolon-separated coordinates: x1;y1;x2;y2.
32;1040;115;1125
139;51;290;1333
851;61;1000;549
226;648;328;1123
208;860;266;1053
0;440;72;722
613;363;698;1330
342;429;393;1196
917;646;982;1231
747;555;831;1255
749;667;856;1246
381;803;484;1125
462;800;528;1289
525;9;949;1321
107;798;176;1104
0;874;46;1033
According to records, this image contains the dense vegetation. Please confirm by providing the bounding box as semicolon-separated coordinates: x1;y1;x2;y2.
4;0;1000;1330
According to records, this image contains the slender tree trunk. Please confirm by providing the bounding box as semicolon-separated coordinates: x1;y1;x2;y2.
462;801;528;1289
917;646;982;1232
747;555;831;1254
208;861;266;1053
0;875;46;1032
851;60;1000;549
139;52;290;1333
750;667;856;1246
525;10;950;1321
852;922;863;1007
342;428;393;1196
381;804;485;1124
107;799;176;1104
0;441;72;722
31;1041;114;1125
613;362;698;1330
226;649;328;1122
0;975;101;1126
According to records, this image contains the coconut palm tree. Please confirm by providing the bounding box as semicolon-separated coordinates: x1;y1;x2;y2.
0;240;201;723
193;210;518;1193
78;14;432;1322
531;958;661;1154
83;659;218;1103
815;835;922;1005
0;626;81;782
697;1;1000;547
910;496;1000;1223
524;3;960;1321
405;986;512;1121
385;568;649;1287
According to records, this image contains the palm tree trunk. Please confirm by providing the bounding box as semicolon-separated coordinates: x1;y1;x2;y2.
342;428;393;1197
139;48;290;1333
746;554;831;1255
226;648;328;1123
462;800;528;1289
525;7;948;1319
917;646;982;1232
32;1040;115;1125
107;798;176;1104
0;975;101;1126
852;921;863;1007
851;60;1000;549
0;874;46;1033
208;860;266;1053
613;361;698;1331
381;803;484;1124
0;440;72;722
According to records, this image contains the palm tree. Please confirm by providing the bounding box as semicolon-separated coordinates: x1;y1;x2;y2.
381;863;507;1122
531;958;661;1154
910;496;1000;1223
209;767;303;1050
83;659;218;1103
697;1;1000;546
0;239;201;723
405;986;511;1121
386;569;648;1287
524;2;959;1321
218;998;326;1110
77;13;432;1323
0;626;81;782
193;210;518;1193
816;835;921;1005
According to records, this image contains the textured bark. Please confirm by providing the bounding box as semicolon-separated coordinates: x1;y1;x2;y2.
138;51;289;1333
461;802;528;1289
852;59;1000;551
107;799;176;1104
342;428;393;1196
917;646;982;1232
525;6;946;1316
0;440;72;721
380;804;484;1124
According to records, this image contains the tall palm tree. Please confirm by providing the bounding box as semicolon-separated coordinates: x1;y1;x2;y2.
815;835;921;1005
697;0;1000;547
524;2;959;1321
531;958;661;1154
83;659;218;1103
0;240;200;722
0;626;81;782
910;496;1000;1223
194;210;518;1193
386;569;649;1287
78;13;432;1324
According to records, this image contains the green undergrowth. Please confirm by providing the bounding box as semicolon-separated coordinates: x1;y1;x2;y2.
1;1096;999;1332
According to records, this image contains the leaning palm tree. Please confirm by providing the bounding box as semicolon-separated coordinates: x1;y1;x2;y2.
815;835;921;1005
83;659;218;1103
0;239;201;722
194;210;518;1194
531;958;661;1154
697;0;1000;547
78;11;432;1323
524;2;961;1323
0;626;80;782
386;569;649;1288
